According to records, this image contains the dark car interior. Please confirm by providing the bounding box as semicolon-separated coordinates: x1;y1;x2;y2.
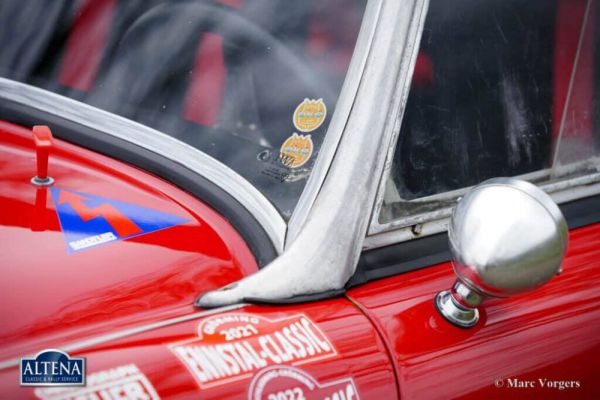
0;0;365;219
4;1;597;216
393;0;600;200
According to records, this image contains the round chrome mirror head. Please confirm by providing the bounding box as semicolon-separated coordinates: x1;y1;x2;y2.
436;178;568;328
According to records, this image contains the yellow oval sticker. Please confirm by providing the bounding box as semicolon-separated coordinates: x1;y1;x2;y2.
279;134;314;168
293;98;327;132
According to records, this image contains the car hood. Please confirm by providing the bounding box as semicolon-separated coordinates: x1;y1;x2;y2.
0;120;258;361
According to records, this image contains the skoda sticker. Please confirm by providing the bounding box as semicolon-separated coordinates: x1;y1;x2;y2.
20;349;85;386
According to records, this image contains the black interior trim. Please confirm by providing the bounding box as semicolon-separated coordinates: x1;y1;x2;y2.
348;193;600;288
0;102;278;267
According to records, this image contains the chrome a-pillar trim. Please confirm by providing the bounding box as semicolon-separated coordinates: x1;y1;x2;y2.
197;0;430;307
286;0;383;247
0;78;286;253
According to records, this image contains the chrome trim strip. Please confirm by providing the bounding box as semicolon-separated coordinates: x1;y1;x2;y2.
196;0;430;307
375;156;600;206
364;178;600;250
0;304;245;371
370;170;600;236
369;157;600;238
286;0;382;246
0;78;286;253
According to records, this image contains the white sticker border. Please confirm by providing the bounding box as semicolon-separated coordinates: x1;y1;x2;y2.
248;365;360;400
279;133;314;169
168;313;338;390
293;98;327;133
33;364;160;400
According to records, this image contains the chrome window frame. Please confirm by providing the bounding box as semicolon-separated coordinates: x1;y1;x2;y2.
365;0;600;251
366;171;600;251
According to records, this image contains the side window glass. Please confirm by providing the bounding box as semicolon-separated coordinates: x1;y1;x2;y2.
379;0;600;224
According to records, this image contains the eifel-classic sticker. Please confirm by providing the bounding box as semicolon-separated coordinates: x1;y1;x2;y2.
248;366;360;400
33;364;160;400
293;98;327;132
279;134;313;168
169;313;337;389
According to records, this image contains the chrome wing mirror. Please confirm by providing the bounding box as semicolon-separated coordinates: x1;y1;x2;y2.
435;178;568;328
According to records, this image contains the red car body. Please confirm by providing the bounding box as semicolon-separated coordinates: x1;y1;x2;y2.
1;119;599;399
2;0;600;399
0;121;394;399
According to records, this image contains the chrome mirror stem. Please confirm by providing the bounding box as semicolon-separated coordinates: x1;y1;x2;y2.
435;280;483;328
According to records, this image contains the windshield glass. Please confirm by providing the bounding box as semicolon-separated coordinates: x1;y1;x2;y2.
0;0;366;219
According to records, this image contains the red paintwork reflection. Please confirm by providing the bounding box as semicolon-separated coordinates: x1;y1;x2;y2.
0;121;258;360
348;223;600;399
0;301;396;399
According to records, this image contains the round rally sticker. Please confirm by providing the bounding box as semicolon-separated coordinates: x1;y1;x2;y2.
248;366;360;400
293;98;327;132
280;134;314;168
169;313;337;390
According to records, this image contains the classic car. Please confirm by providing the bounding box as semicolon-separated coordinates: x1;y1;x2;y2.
1;0;599;399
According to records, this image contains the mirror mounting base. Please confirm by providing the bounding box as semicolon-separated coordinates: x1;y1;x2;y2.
435;282;481;328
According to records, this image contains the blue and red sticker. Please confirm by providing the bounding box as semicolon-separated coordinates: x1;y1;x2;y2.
50;187;189;253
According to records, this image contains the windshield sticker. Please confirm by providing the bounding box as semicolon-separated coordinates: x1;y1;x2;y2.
258;150;293;182
258;150;311;183
50;188;190;253
249;366;359;400
33;364;160;400
293;99;327;132
279;134;314;169
169;313;337;389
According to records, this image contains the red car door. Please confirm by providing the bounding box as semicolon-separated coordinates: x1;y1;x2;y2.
348;222;600;399
350;0;600;398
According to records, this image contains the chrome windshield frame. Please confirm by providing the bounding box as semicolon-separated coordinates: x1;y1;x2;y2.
196;0;430;307
0;0;381;255
286;0;382;247
0;78;287;252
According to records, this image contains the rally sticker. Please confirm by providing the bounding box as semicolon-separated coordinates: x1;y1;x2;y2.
293;98;327;132
33;364;160;400
249;366;359;400
50;188;189;253
169;313;337;389
279;134;314;169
